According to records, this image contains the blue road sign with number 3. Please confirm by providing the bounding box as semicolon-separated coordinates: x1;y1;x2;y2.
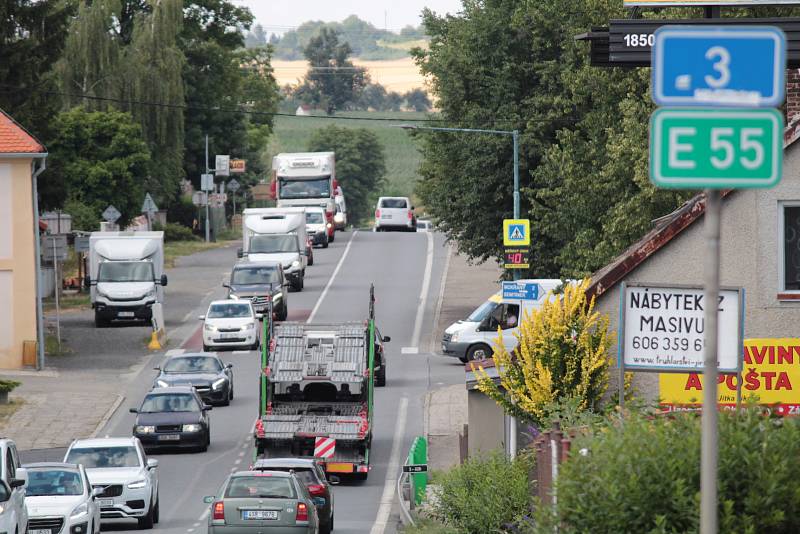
652;26;786;107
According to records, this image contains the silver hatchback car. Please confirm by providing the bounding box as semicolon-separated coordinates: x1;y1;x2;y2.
205;470;318;534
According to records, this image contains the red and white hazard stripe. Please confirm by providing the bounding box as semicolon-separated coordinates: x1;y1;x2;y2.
314;437;335;459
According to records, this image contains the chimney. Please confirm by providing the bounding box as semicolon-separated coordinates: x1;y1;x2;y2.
786;68;800;126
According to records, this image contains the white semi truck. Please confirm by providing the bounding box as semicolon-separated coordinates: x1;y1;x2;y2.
87;232;167;327
271;152;337;243
239;208;308;292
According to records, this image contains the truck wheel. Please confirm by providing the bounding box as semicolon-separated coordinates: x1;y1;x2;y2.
466;344;492;361
278;305;288;321
94;312;108;328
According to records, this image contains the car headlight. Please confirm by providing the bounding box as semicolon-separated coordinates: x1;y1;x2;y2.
204;323;217;332
144;286;156;299
70;502;89;519
450;332;459;343
212;378;227;390
156;379;169;388
127;479;147;489
327;223;333;229
243;322;255;330
291;260;300;268
183;424;202;433
334;213;344;223
136;425;155;434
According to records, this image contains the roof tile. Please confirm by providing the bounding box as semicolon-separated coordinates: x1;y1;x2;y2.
0;108;45;154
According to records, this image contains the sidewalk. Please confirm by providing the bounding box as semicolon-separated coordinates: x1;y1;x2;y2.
425;250;500;471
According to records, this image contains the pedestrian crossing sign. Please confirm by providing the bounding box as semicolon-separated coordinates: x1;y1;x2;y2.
503;219;530;246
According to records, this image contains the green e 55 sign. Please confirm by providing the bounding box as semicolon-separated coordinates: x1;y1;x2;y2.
650;108;783;188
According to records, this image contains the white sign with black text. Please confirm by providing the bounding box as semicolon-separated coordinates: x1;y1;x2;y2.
621;284;742;372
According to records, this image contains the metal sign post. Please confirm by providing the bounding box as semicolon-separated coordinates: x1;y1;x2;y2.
141;193;158;231
649;20;786;534
228;179;241;217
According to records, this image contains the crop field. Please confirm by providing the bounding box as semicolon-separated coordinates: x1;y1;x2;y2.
269;112;427;200
272;57;427;93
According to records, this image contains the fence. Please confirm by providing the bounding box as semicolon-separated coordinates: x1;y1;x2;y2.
533;422;572;505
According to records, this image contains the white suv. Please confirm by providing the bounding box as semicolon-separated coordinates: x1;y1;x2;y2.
374;197;417;232
24;462;101;534
63;438;159;529
0;439;28;534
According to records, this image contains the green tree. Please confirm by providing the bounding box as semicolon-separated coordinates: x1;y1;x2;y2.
307;126;386;223
48;108;150;227
299;29;368;115
404;88;431;112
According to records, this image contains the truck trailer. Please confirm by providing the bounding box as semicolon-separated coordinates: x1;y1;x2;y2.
254;287;378;479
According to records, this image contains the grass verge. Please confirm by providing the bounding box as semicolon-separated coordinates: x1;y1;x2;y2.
0;399;25;427
164;238;238;268
44;293;91;312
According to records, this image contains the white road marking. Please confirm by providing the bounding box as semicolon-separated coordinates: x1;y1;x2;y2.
193;522;200;527
232;350;249;354
410;231;434;349
401;347;419;354
165;349;185;357
198;510;209;521
369;396;409;534
238;451;245;457
234;458;242;465
307;230;358;323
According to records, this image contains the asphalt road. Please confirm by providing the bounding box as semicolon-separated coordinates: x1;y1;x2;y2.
29;229;466;534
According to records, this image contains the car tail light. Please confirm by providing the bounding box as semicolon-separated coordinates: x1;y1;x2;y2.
407;210;413;219
213;501;225;521
307;484;326;496
255;419;266;438
375;209;381;218
296;502;309;522
357;465;369;473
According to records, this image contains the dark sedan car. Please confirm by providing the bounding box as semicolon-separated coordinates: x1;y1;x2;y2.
252;458;337;534
154;353;234;406
131;386;212;452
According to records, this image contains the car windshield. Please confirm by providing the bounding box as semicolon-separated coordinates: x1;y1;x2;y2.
232;266;279;285
27;469;84;496
207;303;252;319
250;235;298;254
225;476;296;499
380;198;407;209
97;261;154;283
164;356;221;373
278;177;330;199
65;446;140;468
305;212;324;224
140;393;199;413
467;300;498;322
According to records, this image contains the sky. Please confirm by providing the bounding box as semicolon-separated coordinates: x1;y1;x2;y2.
232;0;464;35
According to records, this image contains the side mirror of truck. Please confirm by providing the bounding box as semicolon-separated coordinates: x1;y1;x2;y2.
382;335;391;343
160;274;168;287
237;248;244;259
222;283;230;289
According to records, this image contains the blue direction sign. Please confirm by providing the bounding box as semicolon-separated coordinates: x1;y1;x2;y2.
502;281;540;301
652;26;786;107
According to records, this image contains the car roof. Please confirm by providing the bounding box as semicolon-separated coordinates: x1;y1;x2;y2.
23;462;81;471
69;437;138;448
166;352;219;360
209;299;252;306
147;386;196;394
232;470;293;478
378;196;409;200
252;458;318;469
234;261;281;269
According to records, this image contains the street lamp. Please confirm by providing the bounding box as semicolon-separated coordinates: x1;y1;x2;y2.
396;124;522;277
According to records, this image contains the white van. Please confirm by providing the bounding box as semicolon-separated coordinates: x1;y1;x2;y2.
375;196;416;232
441;279;565;362
240;208;309;291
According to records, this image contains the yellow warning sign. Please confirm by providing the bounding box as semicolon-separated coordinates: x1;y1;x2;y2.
503;219;530;246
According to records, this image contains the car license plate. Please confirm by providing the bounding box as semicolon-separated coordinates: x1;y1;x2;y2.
220;332;238;339
242;510;278;520
158;434;180;441
118;311;135;317
30;529;51;534
97;498;114;507
381;214;391;219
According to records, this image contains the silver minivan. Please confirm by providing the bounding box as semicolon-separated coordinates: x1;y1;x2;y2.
374;197;416;232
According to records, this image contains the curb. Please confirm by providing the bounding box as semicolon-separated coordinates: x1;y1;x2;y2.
90;394;125;438
428;243;453;354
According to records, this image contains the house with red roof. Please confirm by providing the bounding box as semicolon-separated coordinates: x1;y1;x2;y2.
0;109;47;368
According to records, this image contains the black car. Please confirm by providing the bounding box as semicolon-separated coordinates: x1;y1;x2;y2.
252;457;337;534
225;261;289;321
153;353;234;406
131;386;211;452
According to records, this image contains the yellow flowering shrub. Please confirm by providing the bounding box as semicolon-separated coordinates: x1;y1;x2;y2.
473;279;613;426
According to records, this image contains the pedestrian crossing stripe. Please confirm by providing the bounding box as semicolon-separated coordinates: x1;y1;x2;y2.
503;219;530;246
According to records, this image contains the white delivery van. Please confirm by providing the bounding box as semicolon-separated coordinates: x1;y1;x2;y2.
240;208;308;291
87;232;167;327
375;196;416;232
334;187;347;230
441;279;565;362
305;206;329;248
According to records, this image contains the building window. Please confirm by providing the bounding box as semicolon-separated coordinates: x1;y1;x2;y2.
782;204;800;292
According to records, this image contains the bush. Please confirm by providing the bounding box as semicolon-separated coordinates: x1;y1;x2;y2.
64;199;99;232
530;409;800;534
0;380;21;393
167;197;198;228
431;451;532;533
154;221;197;242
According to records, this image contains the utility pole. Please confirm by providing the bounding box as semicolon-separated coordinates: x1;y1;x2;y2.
205;135;211;243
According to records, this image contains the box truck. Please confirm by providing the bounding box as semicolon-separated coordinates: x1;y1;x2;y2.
240;208;308;292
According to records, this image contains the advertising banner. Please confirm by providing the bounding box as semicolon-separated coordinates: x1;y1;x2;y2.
659;338;800;415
